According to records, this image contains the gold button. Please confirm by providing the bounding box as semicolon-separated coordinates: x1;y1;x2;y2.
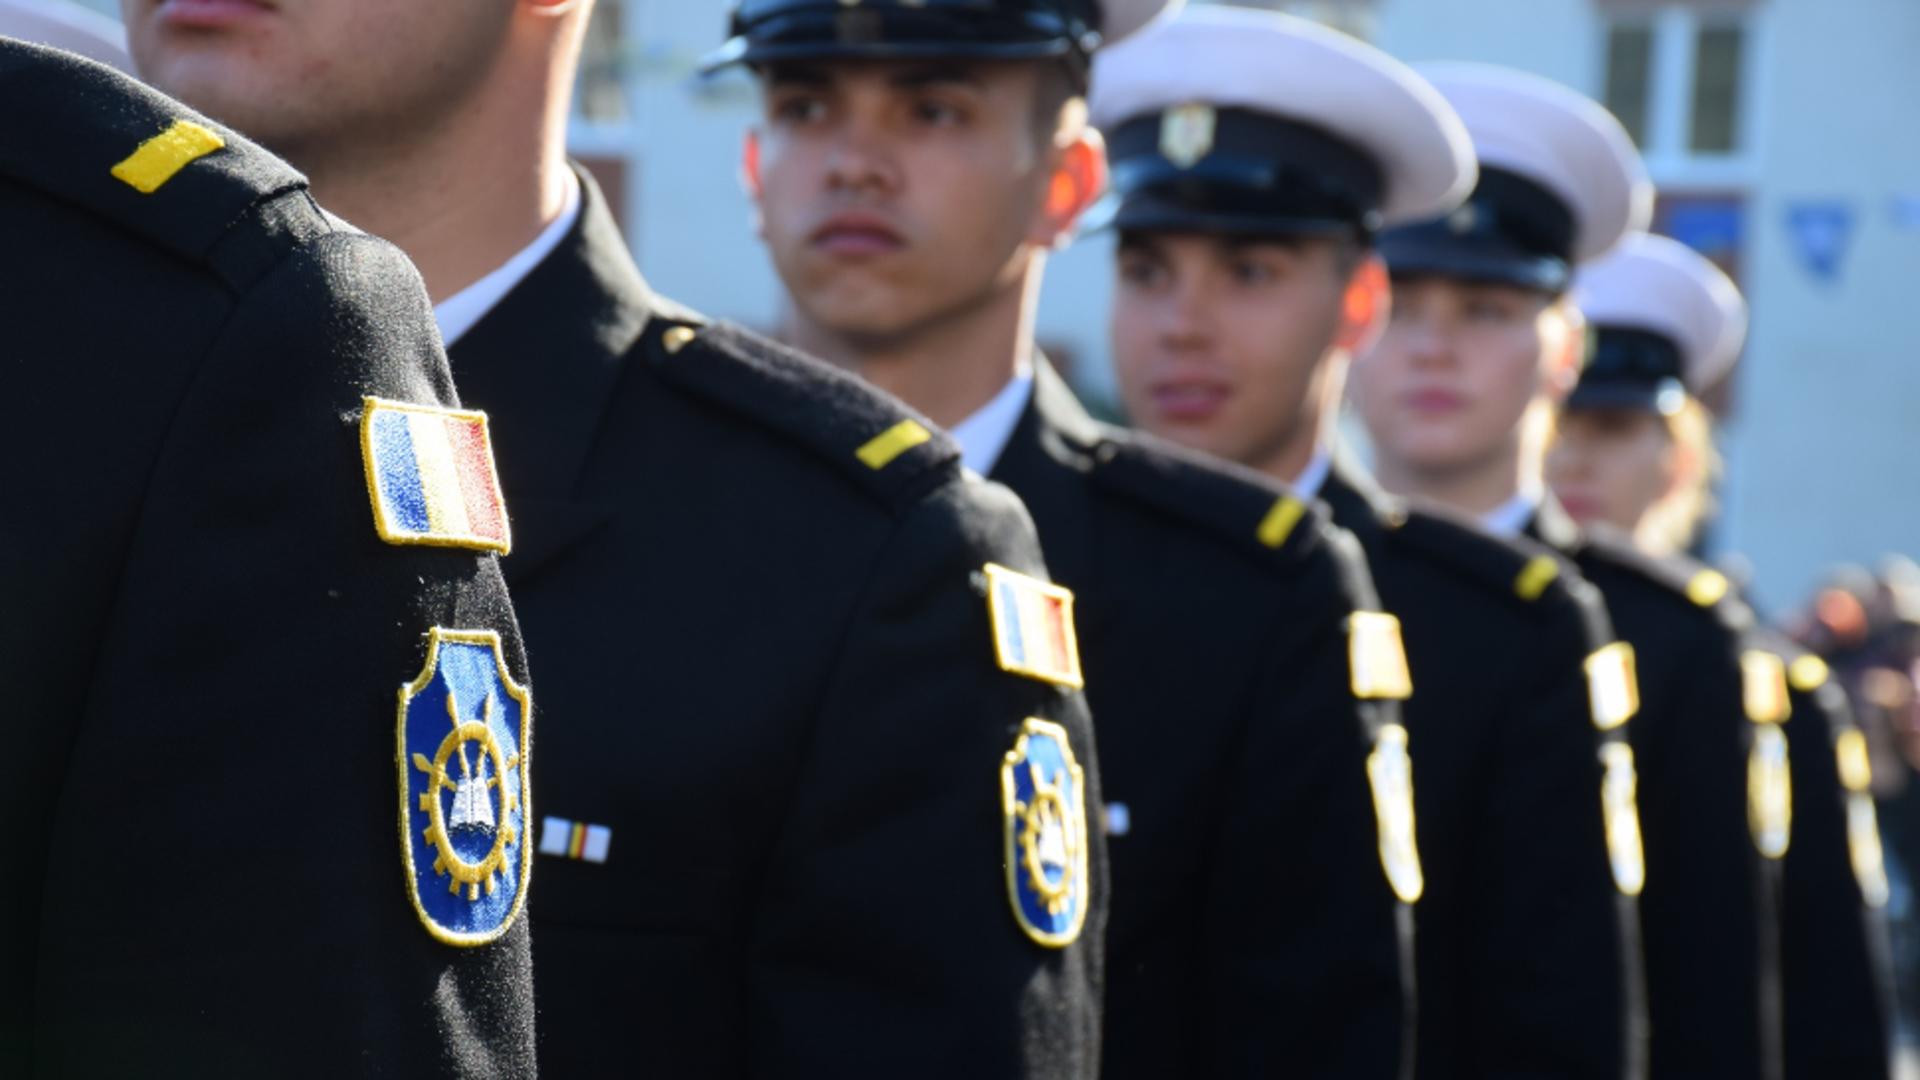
661;326;697;355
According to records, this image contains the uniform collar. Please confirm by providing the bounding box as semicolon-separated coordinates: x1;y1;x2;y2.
948;364;1035;476
435;170;582;349
1479;485;1543;539
1291;448;1333;501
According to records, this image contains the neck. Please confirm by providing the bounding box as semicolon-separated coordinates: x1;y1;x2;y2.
782;258;1042;430
1372;398;1552;517
1253;350;1343;490
292;34;578;303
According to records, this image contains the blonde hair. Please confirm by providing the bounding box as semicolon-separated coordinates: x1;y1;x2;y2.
1637;397;1720;556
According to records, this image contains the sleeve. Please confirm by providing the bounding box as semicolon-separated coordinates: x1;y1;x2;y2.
28;233;537;1078
1466;604;1636;1079
1202;539;1411;1080
1779;682;1896;1079
745;476;1106;1080
1635;627;1772;1080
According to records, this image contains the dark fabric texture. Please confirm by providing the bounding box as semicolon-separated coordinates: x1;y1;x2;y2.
1760;633;1896;1080
989;366;1410;1079
1322;468;1645;1080
448;172;1107;1078
1529;499;1780;1080
1;39;534;1078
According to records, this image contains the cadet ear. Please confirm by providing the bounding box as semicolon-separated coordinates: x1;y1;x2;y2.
1334;254;1391;355
740;130;769;237
1541;298;1586;404
1030;130;1107;250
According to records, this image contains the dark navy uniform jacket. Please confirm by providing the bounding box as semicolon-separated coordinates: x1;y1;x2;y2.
1;40;535;1077
447;174;1107;1078
1530;499;1780;1080
992;365;1412;1079
1322;468;1646;1080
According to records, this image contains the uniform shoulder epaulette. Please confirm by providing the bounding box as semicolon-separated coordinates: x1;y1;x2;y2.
1579;525;1754;631
643;317;962;510
0;40;318;288
1387;504;1582;613
1083;428;1331;568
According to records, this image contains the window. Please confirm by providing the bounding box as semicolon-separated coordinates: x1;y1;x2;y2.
1604;23;1655;148
1691;24;1746;154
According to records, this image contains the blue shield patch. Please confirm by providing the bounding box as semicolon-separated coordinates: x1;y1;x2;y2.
397;628;532;946
1001;718;1090;948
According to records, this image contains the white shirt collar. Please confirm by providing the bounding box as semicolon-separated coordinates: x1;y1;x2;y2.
949;367;1035;476
1479;485;1544;538
434;172;583;348
1292;448;1333;501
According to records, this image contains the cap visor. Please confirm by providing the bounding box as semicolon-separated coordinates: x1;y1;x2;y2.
1379;231;1569;293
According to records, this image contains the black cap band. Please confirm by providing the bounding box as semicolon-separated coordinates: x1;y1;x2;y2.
1567;325;1688;415
1099;107;1386;237
1378;167;1577;292
706;0;1104;75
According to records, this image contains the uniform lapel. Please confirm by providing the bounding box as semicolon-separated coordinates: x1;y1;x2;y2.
448;167;654;585
988;359;1102;591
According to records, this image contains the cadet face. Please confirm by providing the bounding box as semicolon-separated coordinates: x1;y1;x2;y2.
1110;232;1349;473
748;60;1062;347
1351;276;1578;476
1546;408;1677;532
121;0;515;156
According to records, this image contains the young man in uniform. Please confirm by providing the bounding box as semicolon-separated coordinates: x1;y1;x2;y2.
729;2;1415;1074
3;40;534;1074
119;0;1107;1074
1091;10;1645;1077
1555;234;1896;1079
1352;64;1782;1079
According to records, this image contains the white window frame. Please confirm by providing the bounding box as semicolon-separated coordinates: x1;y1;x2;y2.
1599;4;1770;189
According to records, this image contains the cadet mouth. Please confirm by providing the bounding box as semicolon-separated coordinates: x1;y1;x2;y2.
1148;376;1231;423
810;213;906;258
155;0;276;30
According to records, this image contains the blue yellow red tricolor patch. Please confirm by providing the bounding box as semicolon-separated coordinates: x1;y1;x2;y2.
361;397;511;554
398;628;532;946
984;564;1083;689
1002;718;1091;947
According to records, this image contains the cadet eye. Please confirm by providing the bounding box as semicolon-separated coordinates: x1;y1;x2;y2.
913;98;968;127
1118;257;1169;290
769;94;829;125
1230;259;1279;287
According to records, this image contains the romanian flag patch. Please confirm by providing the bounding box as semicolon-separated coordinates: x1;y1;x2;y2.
361;397;511;554
984;564;1084;689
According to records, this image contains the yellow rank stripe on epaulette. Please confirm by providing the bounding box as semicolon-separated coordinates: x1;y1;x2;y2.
1348;612;1412;700
1585;642;1640;731
1789;654;1830;692
1256;495;1306;549
1687;568;1731;607
856;420;933;471
1837;728;1873;794
1742;651;1793;724
1514;555;1560;601
112;119;225;194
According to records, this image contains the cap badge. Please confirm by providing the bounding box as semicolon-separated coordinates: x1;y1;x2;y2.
1002;718;1091;947
1159;103;1217;170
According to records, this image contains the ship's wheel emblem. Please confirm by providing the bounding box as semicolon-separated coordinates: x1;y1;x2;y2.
397;628;532;946
1001;718;1089;948
413;693;521;901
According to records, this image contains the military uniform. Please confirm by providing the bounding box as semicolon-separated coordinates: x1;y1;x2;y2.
1530;506;1780;1079
1378;64;1784;1080
1770;640;1896;1079
1089;14;1641;1076
446;171;1106;1078
1321;469;1646;1080
1;41;534;1076
991;366;1412;1078
1570;235;1894;1079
